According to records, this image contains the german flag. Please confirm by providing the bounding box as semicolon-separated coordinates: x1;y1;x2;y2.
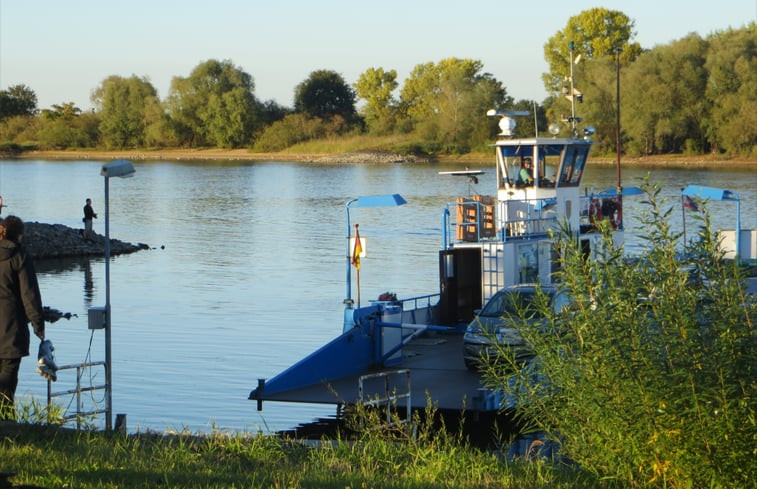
351;226;362;269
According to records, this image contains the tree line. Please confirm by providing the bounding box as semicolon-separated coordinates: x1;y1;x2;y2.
0;10;754;158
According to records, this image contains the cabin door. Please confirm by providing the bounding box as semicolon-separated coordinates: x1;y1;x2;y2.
438;247;482;325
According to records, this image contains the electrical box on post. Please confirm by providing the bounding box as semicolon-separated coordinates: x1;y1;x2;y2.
88;306;106;330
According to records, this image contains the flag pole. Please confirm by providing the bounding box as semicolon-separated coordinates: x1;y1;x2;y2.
681;190;687;245
352;224;362;307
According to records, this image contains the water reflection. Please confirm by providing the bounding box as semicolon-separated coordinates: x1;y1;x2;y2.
34;256;99;309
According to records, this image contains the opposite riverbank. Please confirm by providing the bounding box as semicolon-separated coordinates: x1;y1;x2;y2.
7;148;757;169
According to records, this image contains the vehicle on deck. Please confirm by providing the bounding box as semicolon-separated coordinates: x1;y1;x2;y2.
462;284;572;370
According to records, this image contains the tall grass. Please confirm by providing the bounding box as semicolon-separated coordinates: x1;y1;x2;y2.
1;400;611;489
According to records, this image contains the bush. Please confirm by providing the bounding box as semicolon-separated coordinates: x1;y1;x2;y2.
484;178;756;488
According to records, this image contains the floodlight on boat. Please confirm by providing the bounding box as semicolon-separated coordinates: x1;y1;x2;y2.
583;126;596;137
548;123;561;136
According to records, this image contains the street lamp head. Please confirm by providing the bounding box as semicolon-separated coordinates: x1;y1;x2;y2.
101;159;136;178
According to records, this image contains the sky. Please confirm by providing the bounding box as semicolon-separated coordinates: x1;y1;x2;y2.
1;0;755;111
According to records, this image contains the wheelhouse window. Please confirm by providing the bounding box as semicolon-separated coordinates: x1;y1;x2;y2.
556;145;589;187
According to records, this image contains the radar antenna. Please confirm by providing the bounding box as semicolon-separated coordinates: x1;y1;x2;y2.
486;109;530;137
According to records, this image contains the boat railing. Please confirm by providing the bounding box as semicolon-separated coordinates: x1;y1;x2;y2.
358;369;411;426
443;197;560;246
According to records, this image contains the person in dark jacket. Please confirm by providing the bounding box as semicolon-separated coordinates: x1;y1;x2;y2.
83;198;97;241
0;216;45;420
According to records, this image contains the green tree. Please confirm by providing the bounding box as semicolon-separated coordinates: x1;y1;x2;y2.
0;84;38;119
543;8;642;93
0;115;40;146
37;102;98;149
166;59;258;148
92;75;162;149
354;67;398;135
621;34;709;155
294;70;357;122
400;58;510;151
484;181;755;487
704;23;757;157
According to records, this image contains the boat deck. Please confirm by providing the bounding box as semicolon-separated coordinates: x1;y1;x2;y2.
257;333;489;411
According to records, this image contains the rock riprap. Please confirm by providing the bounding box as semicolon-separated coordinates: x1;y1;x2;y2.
21;222;148;259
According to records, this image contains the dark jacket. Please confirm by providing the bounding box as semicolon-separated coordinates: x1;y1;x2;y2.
83;204;97;221
0;239;44;358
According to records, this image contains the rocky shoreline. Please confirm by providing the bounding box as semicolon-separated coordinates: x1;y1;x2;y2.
22;222;149;260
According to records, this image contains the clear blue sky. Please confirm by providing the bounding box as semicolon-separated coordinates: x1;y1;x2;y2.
1;0;755;111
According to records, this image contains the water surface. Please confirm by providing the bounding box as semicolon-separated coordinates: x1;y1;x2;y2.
3;158;754;433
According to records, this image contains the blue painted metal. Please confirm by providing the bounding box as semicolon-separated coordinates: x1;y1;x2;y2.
251;305;382;398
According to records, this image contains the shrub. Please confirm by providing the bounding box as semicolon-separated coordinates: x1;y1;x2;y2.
484;178;756;488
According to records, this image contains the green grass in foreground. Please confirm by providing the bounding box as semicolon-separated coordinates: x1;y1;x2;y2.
0;409;613;489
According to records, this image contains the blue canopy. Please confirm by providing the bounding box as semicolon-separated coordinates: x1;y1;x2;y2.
681;185;739;202
348;194;407;208
681;185;742;263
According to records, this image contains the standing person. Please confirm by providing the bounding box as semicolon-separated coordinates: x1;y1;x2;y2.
83;198;97;241
0;216;45;420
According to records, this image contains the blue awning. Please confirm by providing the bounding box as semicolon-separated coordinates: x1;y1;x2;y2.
348;194;407;208
681;185;739;202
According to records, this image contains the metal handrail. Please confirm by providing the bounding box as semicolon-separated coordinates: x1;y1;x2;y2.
358;369;411;425
47;360;107;430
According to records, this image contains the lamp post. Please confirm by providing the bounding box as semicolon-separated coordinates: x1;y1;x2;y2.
100;159;135;430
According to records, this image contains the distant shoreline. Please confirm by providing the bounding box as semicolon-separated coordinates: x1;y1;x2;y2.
5;148;756;169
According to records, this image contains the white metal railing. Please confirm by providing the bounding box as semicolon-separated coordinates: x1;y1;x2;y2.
358;369;411;425
47;361;107;430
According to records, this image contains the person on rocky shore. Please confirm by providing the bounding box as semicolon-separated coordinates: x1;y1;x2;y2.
82;198;97;241
0;215;45;420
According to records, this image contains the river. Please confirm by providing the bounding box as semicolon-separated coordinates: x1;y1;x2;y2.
3;158;755;434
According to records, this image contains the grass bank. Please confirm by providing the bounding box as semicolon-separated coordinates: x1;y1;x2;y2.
1;417;611;489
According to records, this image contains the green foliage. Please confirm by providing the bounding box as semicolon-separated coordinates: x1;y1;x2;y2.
400;58;511;151
0;115;42;146
543;8;642;92
1;409;609;489
622;34;710;154
294;69;357;121
354;67;399;135
485;179;756;488
92;75;162;149
252;113;328;152
166;59;258;148
0;84;38;119
1;21;755;157
704;23;757;156
36;103;99;149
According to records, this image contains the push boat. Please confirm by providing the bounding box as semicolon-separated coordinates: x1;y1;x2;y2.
248;105;636;427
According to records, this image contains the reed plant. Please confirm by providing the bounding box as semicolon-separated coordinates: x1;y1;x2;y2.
484;178;756;488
